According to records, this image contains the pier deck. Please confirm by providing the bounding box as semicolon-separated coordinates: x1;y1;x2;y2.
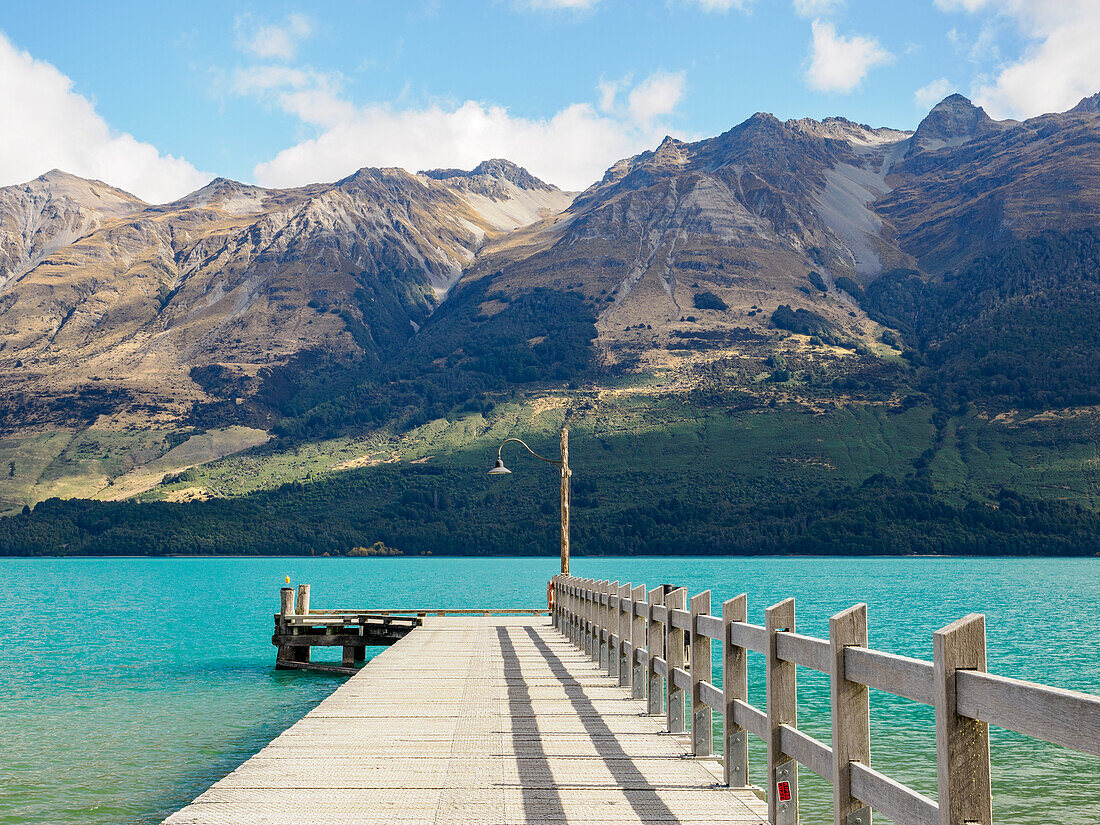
166;617;766;824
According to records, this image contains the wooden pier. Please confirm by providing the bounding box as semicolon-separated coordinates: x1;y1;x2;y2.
165;576;1100;825
167;615;766;824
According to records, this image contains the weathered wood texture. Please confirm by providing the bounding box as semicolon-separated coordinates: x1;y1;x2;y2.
553;575;1100;825
166;617;767;825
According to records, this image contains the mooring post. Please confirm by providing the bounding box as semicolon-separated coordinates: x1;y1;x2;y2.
690;590;713;757
296;584;310;615
830;604;871;825
277;586;296;664
647;586;665;715
631;584;647;699
723;594;749;787
934;614;992;825
766;598;798;825
666;587;687;734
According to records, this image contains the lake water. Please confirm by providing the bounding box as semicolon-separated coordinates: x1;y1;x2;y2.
2;556;1097;824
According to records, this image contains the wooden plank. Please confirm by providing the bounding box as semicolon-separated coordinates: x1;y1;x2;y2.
722;595;749;788
647;587;665;716
850;762;938;825
733;699;768;741
689;591;713;757
671;667;692;693
274;659;358;676
830;603;871;825
955;669;1100;757
778;724;832;781
933;613;992;825
666;589;687;734
766;598;797;825
696;613;723;641
670;608;692;632
618;583;632;688
844;646;934;705
699;680;723;710
172;617;769;825
775;631;830;674
631;584;647;700
729;622;767;654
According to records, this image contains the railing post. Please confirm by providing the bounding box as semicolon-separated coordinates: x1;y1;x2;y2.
619;582;632;687
934;614;992;825
723;594;749;787
600;581;611;671
585;580;596;659
647;586;665;715
572;576;580;642
631;584;647;699
666;588;687;734
690;590;713;757
830;604;871;825
608;581;621;678
766;598;798;825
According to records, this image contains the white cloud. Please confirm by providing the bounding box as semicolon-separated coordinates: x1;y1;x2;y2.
804;19;893;93
596;75;629;113
935;0;1100;118
792;0;843;18
627;71;686;122
235;13;313;60
0;31;208;203
915;77;955;108
245;71;690;191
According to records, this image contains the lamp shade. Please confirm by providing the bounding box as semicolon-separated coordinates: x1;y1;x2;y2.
487;458;512;475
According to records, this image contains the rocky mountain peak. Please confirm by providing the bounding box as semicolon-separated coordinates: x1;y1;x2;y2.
421;159;556;192
1070;91;1100;114
907;93;1007;156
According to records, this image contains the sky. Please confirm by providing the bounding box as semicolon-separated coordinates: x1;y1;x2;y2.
1;0;1096;203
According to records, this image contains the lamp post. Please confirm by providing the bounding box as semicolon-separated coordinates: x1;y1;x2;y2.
488;426;571;575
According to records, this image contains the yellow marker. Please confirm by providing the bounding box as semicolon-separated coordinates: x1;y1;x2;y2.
285;575;290;584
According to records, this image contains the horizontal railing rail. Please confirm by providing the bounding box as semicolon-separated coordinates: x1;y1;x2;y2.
550;574;1100;825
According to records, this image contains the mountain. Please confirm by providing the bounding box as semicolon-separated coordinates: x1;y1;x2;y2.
3;93;1100;555
0;170;146;290
0;162;572;429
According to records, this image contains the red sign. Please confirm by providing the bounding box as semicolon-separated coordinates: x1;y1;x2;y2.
776;780;792;802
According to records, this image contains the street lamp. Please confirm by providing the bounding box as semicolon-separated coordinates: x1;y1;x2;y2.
488;426;571;575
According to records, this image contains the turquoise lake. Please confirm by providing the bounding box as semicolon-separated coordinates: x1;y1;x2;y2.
2;556;1098;824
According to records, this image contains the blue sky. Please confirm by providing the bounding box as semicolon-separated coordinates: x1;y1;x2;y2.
0;0;1094;201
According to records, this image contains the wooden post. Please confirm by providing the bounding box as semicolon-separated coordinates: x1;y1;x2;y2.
934;614;992;825
296;584;310;616
600;581;611;671
766;598;797;825
586;579;597;660
647;586;665;715
618;582;632;687
723;595;749;787
631;584;647;699
343;645;355;667
666;588;687;734
830;604;871;825
690;590;713;757
280;587;295;618
277;587;295;663
559;426;570;576
608;581;620;678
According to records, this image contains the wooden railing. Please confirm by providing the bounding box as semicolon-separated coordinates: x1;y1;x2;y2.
550;575;1100;825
